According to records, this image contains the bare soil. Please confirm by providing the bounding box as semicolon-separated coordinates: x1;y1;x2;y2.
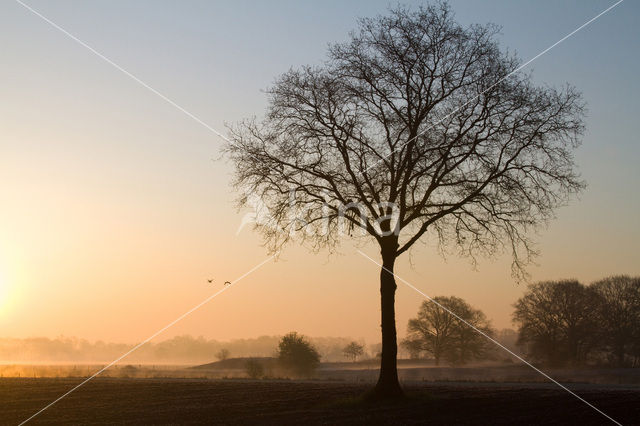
1;378;638;425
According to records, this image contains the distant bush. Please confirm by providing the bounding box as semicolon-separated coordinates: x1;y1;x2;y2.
342;341;365;362
244;359;264;379
216;348;230;361
120;365;139;378
277;332;321;377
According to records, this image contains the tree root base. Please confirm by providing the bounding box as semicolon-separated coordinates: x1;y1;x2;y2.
364;383;405;402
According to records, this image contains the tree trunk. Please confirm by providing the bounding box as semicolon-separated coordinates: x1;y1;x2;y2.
373;239;404;398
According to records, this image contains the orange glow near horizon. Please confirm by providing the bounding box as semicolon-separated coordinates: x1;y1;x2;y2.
1;0;638;352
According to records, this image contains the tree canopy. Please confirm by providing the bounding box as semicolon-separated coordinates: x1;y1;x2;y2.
277;332;321;377
343;341;365;362
404;296;494;365
513;280;600;366
514;277;640;367
227;3;585;279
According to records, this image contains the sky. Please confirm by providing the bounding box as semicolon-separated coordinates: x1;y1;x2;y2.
1;0;639;347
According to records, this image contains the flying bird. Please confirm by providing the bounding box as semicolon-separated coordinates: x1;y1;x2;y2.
224;281;231;286
207;279;213;284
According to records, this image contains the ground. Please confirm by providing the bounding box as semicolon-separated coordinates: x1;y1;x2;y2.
2;378;638;425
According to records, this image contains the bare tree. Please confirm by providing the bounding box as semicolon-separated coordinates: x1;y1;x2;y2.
591;276;640;367
443;299;494;365
343;341;365;362
406;297;456;366
513;280;599;366
405;296;493;365
215;348;230;361
227;3;584;397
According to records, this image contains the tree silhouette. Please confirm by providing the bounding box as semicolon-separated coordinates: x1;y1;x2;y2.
277;332;321;377
343;341;365;362
406;297;455;366
592;276;640;367
227;3;584;397
244;359;265;379
405;296;493;365
513;280;599;366
442;299;494;365
215;348;230;361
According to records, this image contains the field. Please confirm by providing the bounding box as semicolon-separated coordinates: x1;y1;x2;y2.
4;361;640;385
2;378;639;425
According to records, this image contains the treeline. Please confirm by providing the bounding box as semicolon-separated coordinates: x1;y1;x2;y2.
401;275;640;368
514;276;640;367
4;276;637;368
0;335;363;364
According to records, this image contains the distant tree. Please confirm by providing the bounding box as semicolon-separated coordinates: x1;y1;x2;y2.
343;342;365;362
244;359;265;379
405;297;493;365
277;332;321;377
513;280;599;366
591;276;640;367
443;300;495;365
215;348;230;361
406;297;456;366
226;3;585;397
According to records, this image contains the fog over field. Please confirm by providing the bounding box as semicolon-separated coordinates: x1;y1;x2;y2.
0;335;369;364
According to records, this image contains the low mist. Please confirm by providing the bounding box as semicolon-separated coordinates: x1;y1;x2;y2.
0;335;369;365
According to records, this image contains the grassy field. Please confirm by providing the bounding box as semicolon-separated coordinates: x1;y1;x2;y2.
4;361;639;385
2;378;638;425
